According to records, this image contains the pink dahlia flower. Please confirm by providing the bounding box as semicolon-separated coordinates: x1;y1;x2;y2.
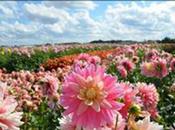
59;115;80;130
120;59;135;72
153;59;168;78
145;49;159;61
135;115;163;130
60;64;124;129
117;66;128;78
132;56;139;64
41;75;59;97
76;53;90;61
170;58;175;71
88;56;101;65
116;83;140;118
125;48;135;57
0;82;23;130
140;62;156;77
74;54;91;69
136;83;159;118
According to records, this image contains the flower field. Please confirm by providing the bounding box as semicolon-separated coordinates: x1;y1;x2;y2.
0;43;175;130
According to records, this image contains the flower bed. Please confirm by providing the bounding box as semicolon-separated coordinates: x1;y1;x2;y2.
0;44;174;130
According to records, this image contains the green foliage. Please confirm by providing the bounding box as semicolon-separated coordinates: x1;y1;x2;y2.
0;46;111;72
2;51;51;72
21;101;63;130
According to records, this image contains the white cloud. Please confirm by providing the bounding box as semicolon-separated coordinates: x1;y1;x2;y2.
0;1;175;45
24;2;101;39
44;1;97;10
103;1;175;40
24;3;78;25
0;1;17;18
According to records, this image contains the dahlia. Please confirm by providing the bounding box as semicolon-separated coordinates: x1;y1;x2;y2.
145;49;159;61
136;83;159;118
88;56;101;65
125;48;134;57
41;75;59;97
74;54;91;69
135;115;163;130
153;59;168;78
120;59;135;72
116;83;140;118
117;66;127;78
76;53;90;61
170;83;175;93
140;62;155;77
170;58;175;71
59;115;80;130
0;82;23;130
60;64;124;129
132;56;139;64
161;51;172;62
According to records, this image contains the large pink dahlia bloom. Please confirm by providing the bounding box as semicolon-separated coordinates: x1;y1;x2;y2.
60;64;124;129
0;82;23;130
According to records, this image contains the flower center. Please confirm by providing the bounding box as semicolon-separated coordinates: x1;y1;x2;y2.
77;80;105;106
85;87;97;100
145;63;154;71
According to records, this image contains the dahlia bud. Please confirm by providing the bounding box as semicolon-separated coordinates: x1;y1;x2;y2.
129;104;141;116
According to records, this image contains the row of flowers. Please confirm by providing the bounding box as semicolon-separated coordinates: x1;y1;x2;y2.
42;49;115;70
0;44;115;57
42;44;151;70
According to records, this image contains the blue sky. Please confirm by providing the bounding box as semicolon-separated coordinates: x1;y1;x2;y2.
0;1;175;45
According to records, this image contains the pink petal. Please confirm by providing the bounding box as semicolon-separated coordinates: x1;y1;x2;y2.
77;102;88;115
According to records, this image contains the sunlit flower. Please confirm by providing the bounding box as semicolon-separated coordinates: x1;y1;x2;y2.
132;56;139;64
140;62;155;77
0;82;23;130
60;64;123;129
135;115;163;130
59;115;80;130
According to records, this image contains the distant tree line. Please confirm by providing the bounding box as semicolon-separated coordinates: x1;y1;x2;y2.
157;37;175;43
89;40;137;44
90;37;175;44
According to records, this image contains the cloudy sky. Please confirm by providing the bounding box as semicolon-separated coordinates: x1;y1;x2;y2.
0;1;175;45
